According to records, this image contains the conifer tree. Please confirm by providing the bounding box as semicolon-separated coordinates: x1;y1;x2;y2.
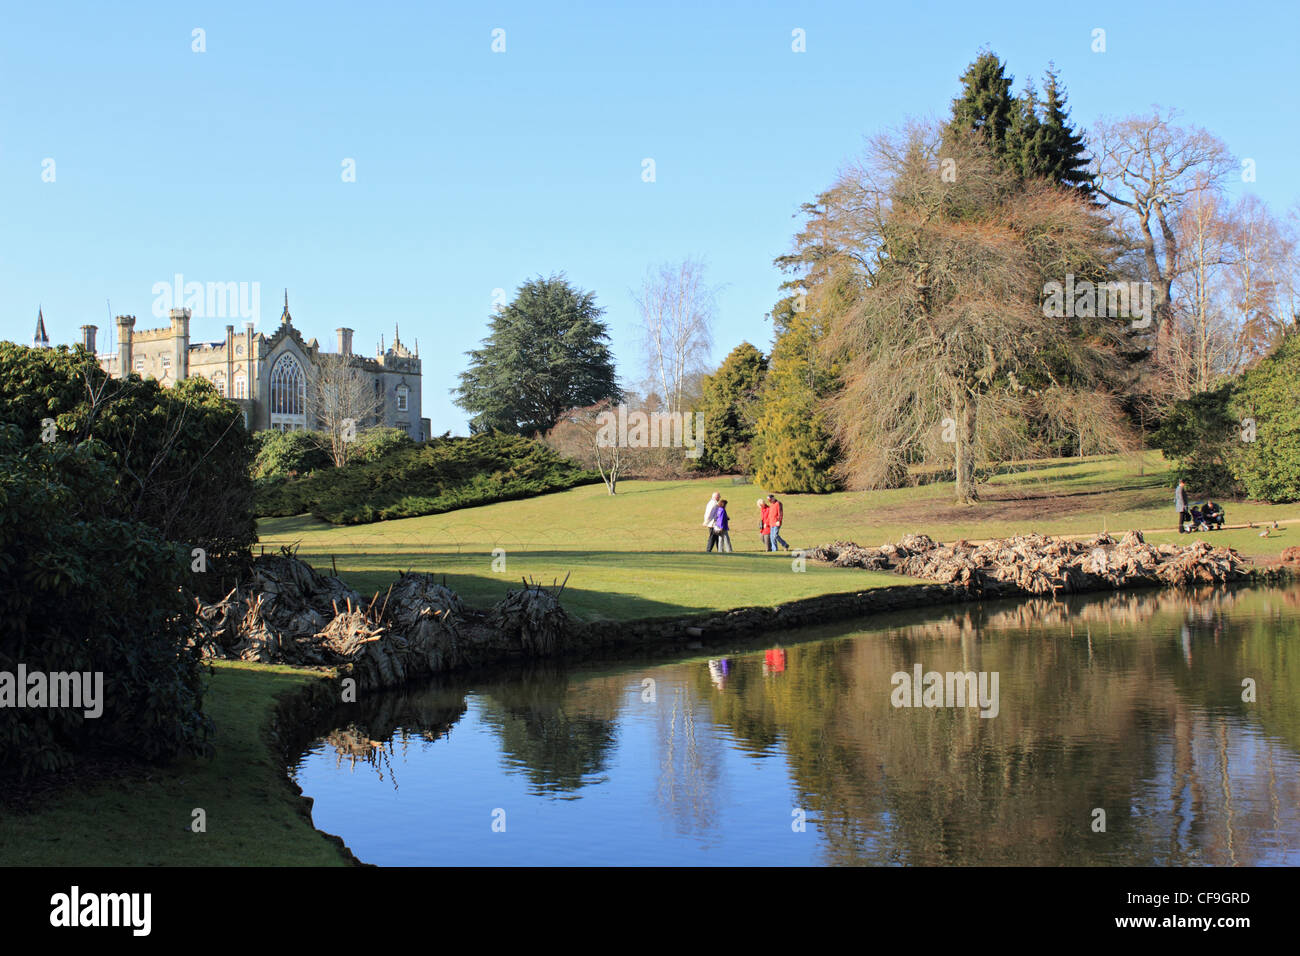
696;341;767;473
1036;67;1095;198
751;295;841;493
1008;79;1045;181
947;51;1016;162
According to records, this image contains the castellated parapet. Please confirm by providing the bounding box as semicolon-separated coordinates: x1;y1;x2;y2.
88;295;428;441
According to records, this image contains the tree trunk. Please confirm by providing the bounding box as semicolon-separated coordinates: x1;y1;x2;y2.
954;390;979;503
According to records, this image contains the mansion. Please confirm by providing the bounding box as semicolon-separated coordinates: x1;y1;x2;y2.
36;295;429;442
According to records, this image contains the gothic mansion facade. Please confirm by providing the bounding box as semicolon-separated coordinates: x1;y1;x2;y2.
79;296;429;442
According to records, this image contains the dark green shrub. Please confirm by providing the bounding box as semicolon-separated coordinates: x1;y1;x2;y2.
1151;383;1240;497
1230;331;1300;502
251;428;331;479
0;343;256;600
351;427;414;464
254;432;598;524
0;426;211;781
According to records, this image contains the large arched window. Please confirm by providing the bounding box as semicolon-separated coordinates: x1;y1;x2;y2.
269;352;307;429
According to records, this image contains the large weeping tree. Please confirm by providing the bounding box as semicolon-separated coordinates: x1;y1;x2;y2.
821;124;1128;502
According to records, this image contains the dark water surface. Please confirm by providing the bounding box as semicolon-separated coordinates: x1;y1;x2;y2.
290;585;1300;865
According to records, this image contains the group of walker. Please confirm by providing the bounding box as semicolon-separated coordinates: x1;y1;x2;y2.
702;491;790;553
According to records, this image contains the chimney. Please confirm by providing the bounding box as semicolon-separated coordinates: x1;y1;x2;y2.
337;327;354;355
81;324;97;354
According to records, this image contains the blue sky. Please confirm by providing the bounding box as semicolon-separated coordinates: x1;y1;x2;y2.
3;0;1296;433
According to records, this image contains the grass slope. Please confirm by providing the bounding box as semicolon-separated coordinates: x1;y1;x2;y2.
258;451;1300;622
0;663;349;866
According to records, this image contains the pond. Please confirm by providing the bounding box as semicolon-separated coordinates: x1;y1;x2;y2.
290;584;1300;866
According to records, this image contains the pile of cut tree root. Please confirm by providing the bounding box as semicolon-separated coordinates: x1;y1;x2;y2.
190;548;569;689
809;530;1253;595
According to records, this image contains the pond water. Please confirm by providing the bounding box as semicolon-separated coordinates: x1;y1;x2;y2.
290;585;1300;866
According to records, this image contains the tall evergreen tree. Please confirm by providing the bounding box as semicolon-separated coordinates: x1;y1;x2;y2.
946;51;1016;161
696;341;768;472
948;54;1094;200
1036;67;1095;198
752;295;841;494
453;275;620;435
1008;79;1046;181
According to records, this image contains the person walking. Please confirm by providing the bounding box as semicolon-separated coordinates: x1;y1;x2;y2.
767;494;790;551
1175;479;1189;534
757;498;771;552
703;491;721;551
714;498;733;553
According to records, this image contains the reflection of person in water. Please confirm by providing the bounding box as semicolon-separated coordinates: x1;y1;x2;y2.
764;647;786;675
1181;623;1192;666
708;658;730;689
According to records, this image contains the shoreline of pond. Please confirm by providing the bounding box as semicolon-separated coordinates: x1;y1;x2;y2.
266;565;1295;867
284;575;1300;868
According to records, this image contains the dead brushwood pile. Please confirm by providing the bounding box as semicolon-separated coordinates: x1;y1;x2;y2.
809;530;1252;595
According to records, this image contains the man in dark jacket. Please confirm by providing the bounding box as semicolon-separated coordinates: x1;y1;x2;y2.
1175;479;1189;534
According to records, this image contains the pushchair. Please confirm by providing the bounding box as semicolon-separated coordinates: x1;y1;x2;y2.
1187;501;1225;532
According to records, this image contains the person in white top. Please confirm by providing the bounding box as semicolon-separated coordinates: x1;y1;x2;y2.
703;492;720;551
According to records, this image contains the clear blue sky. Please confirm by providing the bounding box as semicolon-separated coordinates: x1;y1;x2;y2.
3;0;1296;433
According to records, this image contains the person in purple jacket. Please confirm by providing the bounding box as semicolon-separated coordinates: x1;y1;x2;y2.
711;498;733;553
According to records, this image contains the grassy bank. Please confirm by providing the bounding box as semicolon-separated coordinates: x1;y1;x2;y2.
258;451;1300;622
0;663;351;866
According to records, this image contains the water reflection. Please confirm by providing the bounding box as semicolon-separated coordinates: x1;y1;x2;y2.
292;585;1300;866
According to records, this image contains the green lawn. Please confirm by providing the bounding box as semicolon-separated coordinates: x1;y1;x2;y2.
258;451;1300;621
0;663;351;866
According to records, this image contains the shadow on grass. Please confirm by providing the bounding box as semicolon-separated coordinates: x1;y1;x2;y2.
256;513;331;537
307;550;876;622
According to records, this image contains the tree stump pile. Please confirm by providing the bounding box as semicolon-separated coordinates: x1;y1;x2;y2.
190;552;582;688
487;579;570;657
189;551;466;686
810;530;1252;595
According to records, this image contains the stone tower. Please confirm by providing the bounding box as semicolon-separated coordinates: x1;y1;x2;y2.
115;314;136;377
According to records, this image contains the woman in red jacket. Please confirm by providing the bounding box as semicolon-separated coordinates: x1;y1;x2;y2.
757;498;771;552
767;494;789;551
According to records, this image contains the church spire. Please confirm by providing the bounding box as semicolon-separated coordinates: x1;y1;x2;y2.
280;289;292;325
33;306;50;348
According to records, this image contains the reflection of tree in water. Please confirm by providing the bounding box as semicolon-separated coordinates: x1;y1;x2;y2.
318;684;469;790
476;667;621;797
655;680;725;835
694;584;1300;865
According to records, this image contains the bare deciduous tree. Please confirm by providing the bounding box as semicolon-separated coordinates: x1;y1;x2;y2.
1135;188;1298;410
1092;108;1235;333
635;258;717;414
1232;194;1299;362
1166;181;1240;393
544;400;625;494
310;354;386;467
